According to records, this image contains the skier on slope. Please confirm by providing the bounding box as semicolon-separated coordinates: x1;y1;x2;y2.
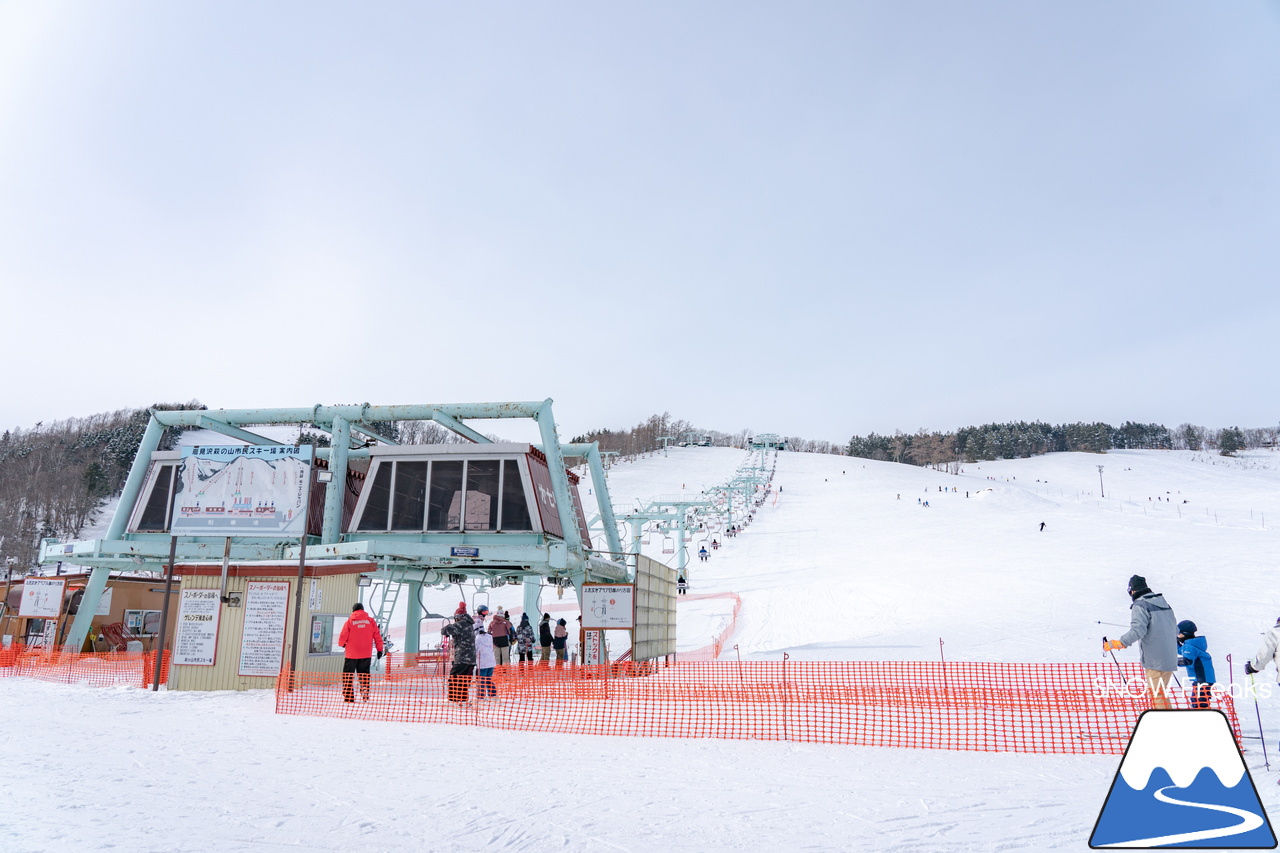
1175;620;1215;710
1245;616;1280;680
1103;575;1178;710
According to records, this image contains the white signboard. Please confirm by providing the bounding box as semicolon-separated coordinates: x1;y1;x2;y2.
581;583;634;629
96;587;114;617
173;589;222;666
238;581;291;677
19;578;65;619
172;445;313;537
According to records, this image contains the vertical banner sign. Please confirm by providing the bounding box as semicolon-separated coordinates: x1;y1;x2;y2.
173;589;222;666
238;581;291;677
95;586;114;617
584;630;603;665
171;445;313;538
19;578;65;618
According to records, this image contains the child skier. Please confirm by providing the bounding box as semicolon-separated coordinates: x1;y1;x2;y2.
1176;620;1215;710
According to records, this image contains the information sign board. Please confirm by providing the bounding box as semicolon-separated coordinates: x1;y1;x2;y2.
238;581;290;677
171;445;312;537
581;583;634;629
173;589;221;666
19;578;65;619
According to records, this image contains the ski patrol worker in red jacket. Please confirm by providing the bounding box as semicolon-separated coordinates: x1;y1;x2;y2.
339;603;385;702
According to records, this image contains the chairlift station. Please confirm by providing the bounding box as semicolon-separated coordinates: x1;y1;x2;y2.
40;400;632;655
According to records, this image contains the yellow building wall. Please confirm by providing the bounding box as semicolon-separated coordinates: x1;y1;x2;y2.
167;572;361;692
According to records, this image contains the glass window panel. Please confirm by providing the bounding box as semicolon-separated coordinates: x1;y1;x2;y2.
427;460;464;531
137;465;175;531
500;460;534;531
356;461;393;531
390;461;428;530
463;460;500;530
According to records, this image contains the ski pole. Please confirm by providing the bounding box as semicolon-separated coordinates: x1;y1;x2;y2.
1102;636;1126;683
1250;673;1270;770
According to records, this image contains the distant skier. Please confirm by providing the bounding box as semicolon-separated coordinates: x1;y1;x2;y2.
711;539;720;550
698;547;709;562
1103;575;1178;710
677;575;688;595
1176;620;1215;709
1039;522;1046;532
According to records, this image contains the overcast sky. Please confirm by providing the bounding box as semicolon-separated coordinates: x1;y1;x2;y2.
1;2;1276;444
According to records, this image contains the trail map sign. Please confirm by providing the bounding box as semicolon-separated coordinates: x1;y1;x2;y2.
19;578;65;619
582;584;634;629
173;589;222;666
171;445;313;537
238;581;290;677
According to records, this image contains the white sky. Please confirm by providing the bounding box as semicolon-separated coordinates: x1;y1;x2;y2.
1;2;1277;442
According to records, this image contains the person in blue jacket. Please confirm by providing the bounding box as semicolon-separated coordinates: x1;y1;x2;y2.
1176;619;1215;710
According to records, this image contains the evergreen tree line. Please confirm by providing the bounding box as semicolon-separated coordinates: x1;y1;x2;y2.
845;421;1276;468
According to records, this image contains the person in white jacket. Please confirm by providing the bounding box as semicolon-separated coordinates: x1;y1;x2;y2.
1245;616;1280;679
475;624;498;699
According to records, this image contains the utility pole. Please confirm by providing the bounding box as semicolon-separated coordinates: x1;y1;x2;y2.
1097;465;1105;498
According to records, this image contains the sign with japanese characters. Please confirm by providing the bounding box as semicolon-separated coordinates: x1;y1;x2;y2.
581;583;634;629
171;445;313;537
238;581;290;677
19;578;65;619
173;589;221;666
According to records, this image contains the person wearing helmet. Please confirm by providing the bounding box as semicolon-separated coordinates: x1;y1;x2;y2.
1176;620;1215;710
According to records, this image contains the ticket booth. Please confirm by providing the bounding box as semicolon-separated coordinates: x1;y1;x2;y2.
163;560;372;692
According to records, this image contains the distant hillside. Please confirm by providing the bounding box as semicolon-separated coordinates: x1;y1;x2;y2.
0;402;206;571
571;412;842;458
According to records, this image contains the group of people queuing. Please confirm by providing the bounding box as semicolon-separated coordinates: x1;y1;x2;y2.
440;603;571;703
1103;574;1280;711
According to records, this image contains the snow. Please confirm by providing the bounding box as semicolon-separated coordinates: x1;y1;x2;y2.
6;446;1280;851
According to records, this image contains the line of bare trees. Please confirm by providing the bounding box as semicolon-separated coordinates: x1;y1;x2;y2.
0;402;204;571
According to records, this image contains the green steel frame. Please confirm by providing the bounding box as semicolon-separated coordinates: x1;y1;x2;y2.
40;399;627;651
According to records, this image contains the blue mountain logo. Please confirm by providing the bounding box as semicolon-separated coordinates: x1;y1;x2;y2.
1091;709;1276;848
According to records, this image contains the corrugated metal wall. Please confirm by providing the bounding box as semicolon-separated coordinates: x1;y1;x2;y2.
633;555;676;661
168;572;359;692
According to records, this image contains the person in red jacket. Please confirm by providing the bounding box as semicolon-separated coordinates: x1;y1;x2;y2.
339;603;384;703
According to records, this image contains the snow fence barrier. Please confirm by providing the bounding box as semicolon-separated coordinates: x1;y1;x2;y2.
275;658;1240;755
0;643;170;688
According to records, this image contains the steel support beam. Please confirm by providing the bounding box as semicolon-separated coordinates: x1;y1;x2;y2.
196;417;282;446
321;416;351;545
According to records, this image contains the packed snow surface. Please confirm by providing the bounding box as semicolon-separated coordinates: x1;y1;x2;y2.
5;447;1280;851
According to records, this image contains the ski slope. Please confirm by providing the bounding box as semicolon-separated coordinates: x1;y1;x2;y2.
5;446;1280;852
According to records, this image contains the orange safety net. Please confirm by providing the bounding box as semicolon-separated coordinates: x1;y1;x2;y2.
277;658;1240;754
678;592;743;660
0;643;170;688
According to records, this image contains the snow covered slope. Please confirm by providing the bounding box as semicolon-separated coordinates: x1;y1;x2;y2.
5;446;1280;852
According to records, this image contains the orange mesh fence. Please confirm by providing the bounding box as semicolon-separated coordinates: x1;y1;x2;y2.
678;592;743;661
0;643;170;688
277;658;1240;754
